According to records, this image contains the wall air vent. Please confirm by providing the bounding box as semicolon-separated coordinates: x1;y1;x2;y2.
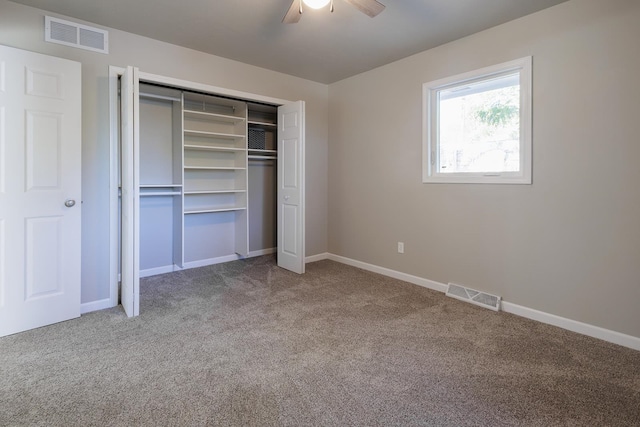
45;16;109;54
446;282;501;311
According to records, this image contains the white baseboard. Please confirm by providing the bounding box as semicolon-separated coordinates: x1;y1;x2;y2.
141;250;277;278
182;249;278;271
140;264;181;278
326;253;640;351
306;252;329;263
501;302;640;351
183;254;243;270
249;247;276;257
81;298;114;314
327;254;448;293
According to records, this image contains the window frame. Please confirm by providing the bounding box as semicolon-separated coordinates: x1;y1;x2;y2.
422;56;532;184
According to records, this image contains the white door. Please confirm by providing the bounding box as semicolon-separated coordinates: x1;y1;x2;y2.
277;101;305;274
0;45;82;337
120;66;140;317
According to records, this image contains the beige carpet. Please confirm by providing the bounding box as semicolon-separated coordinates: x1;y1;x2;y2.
1;255;639;426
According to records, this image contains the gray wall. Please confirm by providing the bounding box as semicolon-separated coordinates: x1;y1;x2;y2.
0;0;329;304
328;0;640;338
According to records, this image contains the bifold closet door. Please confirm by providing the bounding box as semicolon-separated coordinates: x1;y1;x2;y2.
277;101;305;274
120;66;140;317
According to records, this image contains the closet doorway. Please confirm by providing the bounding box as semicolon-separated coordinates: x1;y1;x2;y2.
110;66;305;317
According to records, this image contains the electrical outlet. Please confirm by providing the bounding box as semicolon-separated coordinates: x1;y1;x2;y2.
397;242;404;254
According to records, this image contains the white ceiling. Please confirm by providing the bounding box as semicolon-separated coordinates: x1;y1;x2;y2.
10;0;569;84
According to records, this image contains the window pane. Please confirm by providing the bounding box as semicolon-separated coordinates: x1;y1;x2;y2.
438;73;520;173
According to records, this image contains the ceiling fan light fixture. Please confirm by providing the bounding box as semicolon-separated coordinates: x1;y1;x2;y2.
303;0;331;9
283;0;384;24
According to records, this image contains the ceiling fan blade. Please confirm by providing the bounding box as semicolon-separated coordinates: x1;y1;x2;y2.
343;0;385;17
283;0;302;24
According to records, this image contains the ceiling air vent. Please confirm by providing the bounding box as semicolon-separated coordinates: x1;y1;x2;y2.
45;16;109;54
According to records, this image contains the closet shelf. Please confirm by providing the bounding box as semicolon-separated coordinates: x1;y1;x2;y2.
184;129;245;140
248;155;277;160
248;120;277;127
140;185;182;196
184;110;245;123
184;166;246;171
248;149;277;154
183;144;246;153
140;191;181;197
184;207;247;215
184;190;246;195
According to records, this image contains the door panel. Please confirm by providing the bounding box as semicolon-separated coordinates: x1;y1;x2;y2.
0;44;81;337
277;101;305;274
282;204;297;255
282;138;298;190
26;111;62;190
120;66;140;317
25;216;63;299
26;67;64;99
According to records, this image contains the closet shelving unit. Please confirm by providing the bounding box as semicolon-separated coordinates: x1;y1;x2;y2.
182;93;249;259
132;83;281;277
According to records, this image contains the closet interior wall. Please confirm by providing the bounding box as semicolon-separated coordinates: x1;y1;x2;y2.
135;82;278;278
138;84;183;276
247;102;278;254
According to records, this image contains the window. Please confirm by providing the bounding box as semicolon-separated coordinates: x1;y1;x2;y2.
422;57;532;184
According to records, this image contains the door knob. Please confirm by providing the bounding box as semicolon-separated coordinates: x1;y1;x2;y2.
64;199;76;208
284;196;290;201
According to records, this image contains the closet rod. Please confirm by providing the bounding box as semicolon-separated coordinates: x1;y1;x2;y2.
139;92;182;102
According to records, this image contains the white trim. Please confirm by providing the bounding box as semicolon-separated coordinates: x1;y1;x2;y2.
327;254;448;293
108;66;123;309
248;247;276;257
326;253;640;351
422;56;532;185
183;254;244;270
140;264;181;278
137;71;290;106
306;252;329;263
501;302;640;351
81;298;112;314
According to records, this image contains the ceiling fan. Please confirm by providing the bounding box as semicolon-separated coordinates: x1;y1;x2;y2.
283;0;385;24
